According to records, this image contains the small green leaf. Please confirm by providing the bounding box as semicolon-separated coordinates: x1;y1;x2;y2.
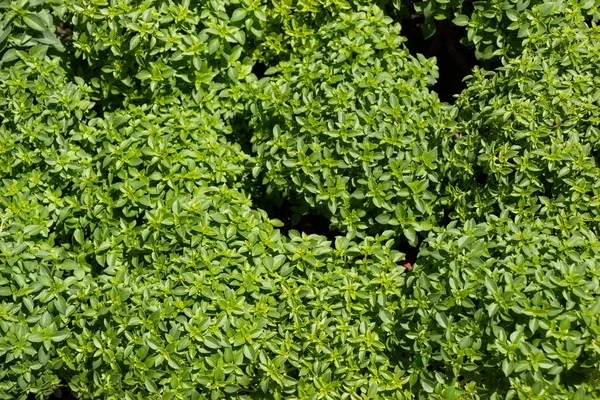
23;13;48;32
1;48;20;63
24;225;43;236
452;15;469;26
403;227;417;245
506;9;519;21
106;253;118;268
28;333;44;343
0;25;11;46
74;229;84;245
538;2;555;16
367;381;378;398
231;9;247;22
435;312;448;329
204;336;221;349
421;376;435;393
136;70;151;80
502;359;514;376
144;377;158;393
51;332;71;342
130;35;141;51
379;309;393;324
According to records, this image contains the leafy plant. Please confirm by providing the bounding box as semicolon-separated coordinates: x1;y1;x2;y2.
402;215;600;398
1;0;600;398
0;0;65;54
248;7;449;245
0;44;413;399
416;0;598;60
448;20;600;225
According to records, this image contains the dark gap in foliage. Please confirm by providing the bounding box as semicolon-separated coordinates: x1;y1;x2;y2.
251;61;268;80
584;17;597;28
91;101;104;118
395;234;423;270
47;383;77;400
399;13;430;59
56;19;74;43
251;189;342;240
593;148;600;169
287;367;300;384
441;206;456;228
273;199;342;240
376;1;410;22
543;180;554;199
85;252;104;276
292;210;342;240
400;15;479;103
228;115;254;155
473;165;488;186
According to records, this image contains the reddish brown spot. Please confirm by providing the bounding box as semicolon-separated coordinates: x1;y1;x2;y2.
403;262;413;271
454;133;460;139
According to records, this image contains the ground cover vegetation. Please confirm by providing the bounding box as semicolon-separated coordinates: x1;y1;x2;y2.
1;0;599;399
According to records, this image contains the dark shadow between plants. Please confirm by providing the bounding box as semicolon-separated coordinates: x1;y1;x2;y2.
251;190;343;241
400;14;480;103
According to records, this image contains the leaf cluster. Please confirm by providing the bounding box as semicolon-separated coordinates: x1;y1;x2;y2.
1;0;600;399
248;7;446;245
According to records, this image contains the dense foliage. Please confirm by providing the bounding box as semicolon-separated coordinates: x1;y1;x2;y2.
417;0;599;60
449;16;600;223
1;0;600;399
248;7;445;244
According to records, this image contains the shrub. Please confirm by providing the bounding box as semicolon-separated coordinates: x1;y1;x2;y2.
2;0;600;398
254;0;407;63
249;7;448;245
1;181;410;399
448;21;600;225
402;215;600;398
1;0;403;106
0;0;65;53
416;0;597;60
0;45;413;399
399;21;600;398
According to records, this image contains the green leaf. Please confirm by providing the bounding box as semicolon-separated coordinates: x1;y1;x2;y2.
452;15;469;26
420;376;435;393
144;377;158;393
211;213;227;223
28;333;44;343
367;381;378;398
51;332;71;342
1;48;19;63
379;309;393;324
435;312;448;329
24;225;43;236
0;25;11;46
208;38;220;54
231;9;247;22
28;44;48;59
74;229;84;245
505;9;519;21
106;253;118;268
23;13;48;32
582;0;595;8
204;336;221;349
502;359;513;376
375;214;390;224
538;2;555;16
136;70;151;80
130;35;141;51
403;227;417;245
